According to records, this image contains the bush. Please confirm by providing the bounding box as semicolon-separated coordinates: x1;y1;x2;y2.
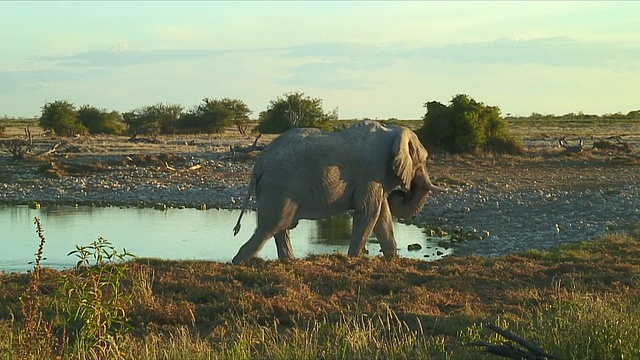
255;92;337;134
39;100;87;136
178;98;250;134
123;103;183;135
417;94;523;154
77;105;126;135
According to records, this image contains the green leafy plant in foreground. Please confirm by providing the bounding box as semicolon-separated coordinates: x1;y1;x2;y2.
53;237;137;356
14;219;140;359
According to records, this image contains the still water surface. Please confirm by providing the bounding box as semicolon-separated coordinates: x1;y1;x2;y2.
1;205;452;272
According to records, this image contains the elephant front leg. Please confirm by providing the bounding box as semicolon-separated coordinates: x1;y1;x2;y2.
348;184;384;257
373;198;398;258
274;229;294;259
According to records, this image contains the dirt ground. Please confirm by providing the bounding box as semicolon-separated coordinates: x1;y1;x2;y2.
433;122;639;189
3;121;638;189
1;121;638;216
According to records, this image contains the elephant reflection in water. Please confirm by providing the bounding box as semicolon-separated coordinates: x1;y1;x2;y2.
315;215;352;246
232;121;446;264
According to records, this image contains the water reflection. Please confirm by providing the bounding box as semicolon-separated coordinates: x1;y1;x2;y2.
315;215;352;245
1;205;453;273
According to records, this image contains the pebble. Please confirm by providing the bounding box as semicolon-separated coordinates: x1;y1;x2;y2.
0;154;255;210
416;182;640;257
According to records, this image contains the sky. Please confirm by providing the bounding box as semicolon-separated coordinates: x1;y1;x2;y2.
1;1;639;119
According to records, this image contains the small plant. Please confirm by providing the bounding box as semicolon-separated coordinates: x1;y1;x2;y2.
53;237;136;357
18;217;58;357
15;217;140;358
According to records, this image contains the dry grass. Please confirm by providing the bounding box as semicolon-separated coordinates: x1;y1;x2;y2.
2;229;640;358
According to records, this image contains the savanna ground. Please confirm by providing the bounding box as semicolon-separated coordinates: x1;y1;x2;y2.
0;118;639;359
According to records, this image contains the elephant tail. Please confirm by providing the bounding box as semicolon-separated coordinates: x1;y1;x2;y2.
233;170;258;236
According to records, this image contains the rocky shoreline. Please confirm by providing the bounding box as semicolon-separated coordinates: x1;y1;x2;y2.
417;182;639;257
2;134;639;259
1;154;253;210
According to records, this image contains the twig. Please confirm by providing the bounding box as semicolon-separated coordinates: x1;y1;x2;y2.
38;142;62;156
252;133;262;147
466;323;560;360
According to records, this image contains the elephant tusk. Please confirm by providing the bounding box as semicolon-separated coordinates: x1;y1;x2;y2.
428;184;448;192
424;175;448;192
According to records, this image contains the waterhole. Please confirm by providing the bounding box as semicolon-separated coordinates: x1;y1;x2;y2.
1;205;452;272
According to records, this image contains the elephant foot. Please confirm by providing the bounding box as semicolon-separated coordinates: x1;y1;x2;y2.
231;254;246;265
382;251;398;260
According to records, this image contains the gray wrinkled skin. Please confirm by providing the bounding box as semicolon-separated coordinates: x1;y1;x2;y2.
232;121;444;264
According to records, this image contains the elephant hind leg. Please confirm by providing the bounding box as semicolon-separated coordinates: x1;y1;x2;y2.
232;197;298;264
274;229;294;259
232;228;275;264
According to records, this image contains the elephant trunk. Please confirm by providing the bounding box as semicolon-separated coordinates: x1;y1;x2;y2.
388;171;445;218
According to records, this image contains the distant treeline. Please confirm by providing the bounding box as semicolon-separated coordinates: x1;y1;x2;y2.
506;110;640;121
0;92;344;136
3;110;638;126
1;94;638;138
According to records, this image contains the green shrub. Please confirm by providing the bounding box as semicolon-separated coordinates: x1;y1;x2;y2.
77;105;126;135
178;98;250;134
19;219;137;358
123;103;183;135
39;100;87;136
255;92;337;134
418;94;523;154
54;237;136;356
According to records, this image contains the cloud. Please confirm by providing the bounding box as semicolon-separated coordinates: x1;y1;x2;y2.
281;37;638;68
0;69;93;94
39;36;638;71
277;42;403;90
273;37;639;90
417;37;638;67
278;61;380;90
20;37;638;104
40;45;224;67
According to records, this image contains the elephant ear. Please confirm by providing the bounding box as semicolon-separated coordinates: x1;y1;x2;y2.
392;129;415;190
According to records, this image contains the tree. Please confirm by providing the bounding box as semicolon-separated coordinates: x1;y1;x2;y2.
418;94;522;154
39;100;86;136
626;110;640;119
77;105;126;135
255;92;337;134
178;98;251;134
224;98;252;134
122;103;183;135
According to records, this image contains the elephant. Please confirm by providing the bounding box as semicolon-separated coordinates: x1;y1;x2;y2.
231;121;446;264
